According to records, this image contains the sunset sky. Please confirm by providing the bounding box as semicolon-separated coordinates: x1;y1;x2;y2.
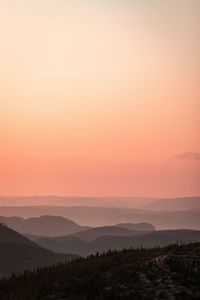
0;0;199;197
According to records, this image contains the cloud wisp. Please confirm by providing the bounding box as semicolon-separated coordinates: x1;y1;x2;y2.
175;152;200;161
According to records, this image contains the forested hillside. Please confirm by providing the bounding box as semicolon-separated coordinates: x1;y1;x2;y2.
0;243;199;299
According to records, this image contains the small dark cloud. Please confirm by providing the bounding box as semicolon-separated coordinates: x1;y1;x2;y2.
175;152;200;161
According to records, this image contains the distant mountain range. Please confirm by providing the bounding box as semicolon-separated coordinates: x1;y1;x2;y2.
72;225;150;242
0;215;155;237
0;223;75;279
1;196;199;211
0;196;155;208
0;215;90;237
145;196;200;211
36;229;200;256
115;222;155;231
0;205;199;229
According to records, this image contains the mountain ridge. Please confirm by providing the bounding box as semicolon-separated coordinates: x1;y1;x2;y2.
0;215;90;237
0;215;155;237
145;196;200;211
36;229;200;256
0;206;199;229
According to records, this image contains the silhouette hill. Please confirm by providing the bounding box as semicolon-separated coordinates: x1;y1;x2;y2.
0;223;75;278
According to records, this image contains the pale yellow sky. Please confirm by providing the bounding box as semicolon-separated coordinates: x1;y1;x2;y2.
0;1;199;197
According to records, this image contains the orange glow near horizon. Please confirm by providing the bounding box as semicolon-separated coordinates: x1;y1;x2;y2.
0;1;199;197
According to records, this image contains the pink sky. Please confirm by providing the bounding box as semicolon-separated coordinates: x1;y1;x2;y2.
0;1;199;197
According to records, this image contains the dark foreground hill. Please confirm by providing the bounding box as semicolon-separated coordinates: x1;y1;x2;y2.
0;243;199;300
0;223;75;279
36;229;200;256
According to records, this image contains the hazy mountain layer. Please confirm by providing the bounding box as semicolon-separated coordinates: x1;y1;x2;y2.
0;216;155;237
36;229;200;256
145;196;200;211
72;226;149;242
0;206;199;229
0;215;90;237
0;196;155;208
